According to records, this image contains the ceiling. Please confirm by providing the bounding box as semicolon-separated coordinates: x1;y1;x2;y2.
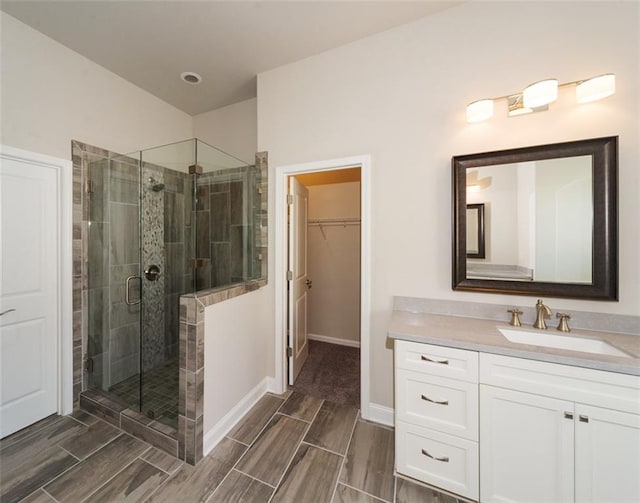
296;167;360;186
1;1;462;115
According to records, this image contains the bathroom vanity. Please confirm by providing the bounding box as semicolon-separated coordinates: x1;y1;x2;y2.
389;309;640;502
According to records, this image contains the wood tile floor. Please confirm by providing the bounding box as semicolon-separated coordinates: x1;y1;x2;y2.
0;391;472;503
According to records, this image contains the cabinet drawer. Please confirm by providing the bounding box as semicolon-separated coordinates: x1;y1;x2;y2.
396;421;479;501
395;340;478;383
396;369;478;440
480;353;640;414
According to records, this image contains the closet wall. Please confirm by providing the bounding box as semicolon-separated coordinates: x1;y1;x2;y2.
304;178;361;346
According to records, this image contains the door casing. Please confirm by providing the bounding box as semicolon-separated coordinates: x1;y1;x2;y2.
274;155;371;420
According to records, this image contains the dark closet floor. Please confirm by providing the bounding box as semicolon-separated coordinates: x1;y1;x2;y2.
290;340;360;408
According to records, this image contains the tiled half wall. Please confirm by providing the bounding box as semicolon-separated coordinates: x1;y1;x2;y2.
178;151;268;464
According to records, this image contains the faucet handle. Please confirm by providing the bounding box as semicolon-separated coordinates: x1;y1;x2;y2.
507;308;523;327
556;313;571;333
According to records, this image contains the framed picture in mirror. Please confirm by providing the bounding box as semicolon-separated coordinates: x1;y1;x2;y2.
466;203;485;259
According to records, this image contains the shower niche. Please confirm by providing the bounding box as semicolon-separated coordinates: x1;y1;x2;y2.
78;138;265;442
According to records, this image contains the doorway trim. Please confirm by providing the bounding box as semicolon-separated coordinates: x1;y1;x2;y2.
0;145;73;418
274;155;372;420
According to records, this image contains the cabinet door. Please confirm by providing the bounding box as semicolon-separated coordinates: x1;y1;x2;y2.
480;385;574;503
575;404;640;502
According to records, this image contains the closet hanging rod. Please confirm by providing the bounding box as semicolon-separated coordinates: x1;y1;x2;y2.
307;217;360;226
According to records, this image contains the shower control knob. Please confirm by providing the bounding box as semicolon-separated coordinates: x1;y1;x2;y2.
144;265;161;281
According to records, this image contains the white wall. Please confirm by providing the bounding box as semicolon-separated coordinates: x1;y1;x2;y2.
516;163;536;270
258;1;639;408
306;181;361;345
193;98;257;164
203;287;271;433
534;157;592;282
0;12;192;159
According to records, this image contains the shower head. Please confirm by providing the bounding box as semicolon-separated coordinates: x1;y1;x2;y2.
148;177;165;191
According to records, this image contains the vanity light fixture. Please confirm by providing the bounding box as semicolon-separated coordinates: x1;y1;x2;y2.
466;99;494;122
466;73;615;123
576;73;616;103
522;79;558;108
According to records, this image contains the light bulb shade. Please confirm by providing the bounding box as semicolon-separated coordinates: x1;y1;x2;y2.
576;73;615;103
523;79;558;108
466;99;494;123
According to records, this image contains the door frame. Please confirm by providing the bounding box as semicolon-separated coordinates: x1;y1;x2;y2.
0;145;73;417
274;155;371;419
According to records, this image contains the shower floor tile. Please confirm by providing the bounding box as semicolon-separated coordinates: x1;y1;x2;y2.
108;357;179;429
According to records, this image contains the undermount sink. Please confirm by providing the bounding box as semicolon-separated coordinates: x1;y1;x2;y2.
498;327;631;358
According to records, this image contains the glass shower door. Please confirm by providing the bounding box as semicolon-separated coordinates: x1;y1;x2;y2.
87;154;142;410
87;146;189;430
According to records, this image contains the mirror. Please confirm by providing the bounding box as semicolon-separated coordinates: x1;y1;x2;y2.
452;136;618;300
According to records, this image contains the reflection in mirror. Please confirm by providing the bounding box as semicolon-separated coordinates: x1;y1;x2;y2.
452;136;618;300
466;157;592;283
466;203;485;259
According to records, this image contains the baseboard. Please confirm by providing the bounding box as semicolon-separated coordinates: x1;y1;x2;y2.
308;333;360;348
265;376;281;394
366;402;394;427
203;377;271;456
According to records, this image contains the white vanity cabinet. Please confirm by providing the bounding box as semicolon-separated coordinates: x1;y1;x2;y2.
480;385;575;502
394;340;479;500
480;353;640;503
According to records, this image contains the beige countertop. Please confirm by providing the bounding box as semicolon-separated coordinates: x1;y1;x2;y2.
389;310;640;376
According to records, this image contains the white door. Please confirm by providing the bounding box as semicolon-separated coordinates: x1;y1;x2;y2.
287;177;310;384
575;404;640;502
0;154;59;437
480;385;575;503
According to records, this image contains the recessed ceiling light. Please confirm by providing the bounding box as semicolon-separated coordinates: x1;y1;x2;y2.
181;72;202;85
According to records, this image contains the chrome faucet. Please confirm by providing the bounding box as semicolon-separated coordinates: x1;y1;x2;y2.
533;299;552;329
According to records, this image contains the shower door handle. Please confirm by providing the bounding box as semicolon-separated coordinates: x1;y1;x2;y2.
125;276;142;305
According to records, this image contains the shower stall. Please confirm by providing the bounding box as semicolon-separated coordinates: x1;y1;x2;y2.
84;138;263;430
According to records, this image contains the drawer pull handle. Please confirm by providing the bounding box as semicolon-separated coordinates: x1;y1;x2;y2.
421;394;449;405
564;412;574;420
579;415;589;423
420;355;449;365
421;449;449;463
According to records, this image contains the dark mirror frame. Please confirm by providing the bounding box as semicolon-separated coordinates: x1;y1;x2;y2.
452;136;618;300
